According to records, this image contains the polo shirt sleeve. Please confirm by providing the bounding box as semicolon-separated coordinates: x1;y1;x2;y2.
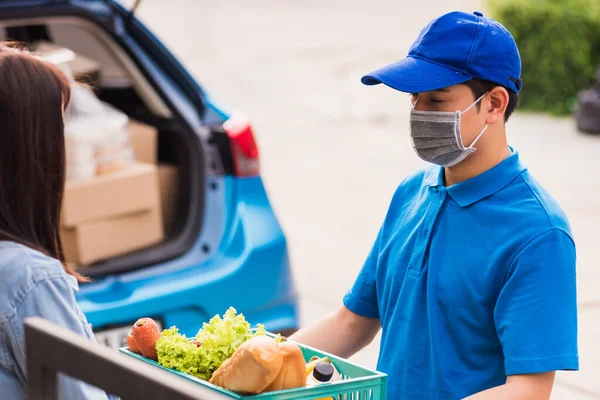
494;228;579;375
343;227;382;319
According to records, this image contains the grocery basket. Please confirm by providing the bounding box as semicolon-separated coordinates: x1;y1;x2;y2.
119;334;387;400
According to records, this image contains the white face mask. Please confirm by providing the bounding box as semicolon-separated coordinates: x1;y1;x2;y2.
409;92;489;167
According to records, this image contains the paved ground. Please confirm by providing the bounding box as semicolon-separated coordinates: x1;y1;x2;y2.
133;1;600;397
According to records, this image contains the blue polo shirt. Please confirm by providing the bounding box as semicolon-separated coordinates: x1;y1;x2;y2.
343;150;578;399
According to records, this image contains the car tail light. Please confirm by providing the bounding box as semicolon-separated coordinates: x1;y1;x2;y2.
223;114;260;177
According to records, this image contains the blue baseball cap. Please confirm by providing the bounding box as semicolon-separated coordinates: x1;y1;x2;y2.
361;11;523;94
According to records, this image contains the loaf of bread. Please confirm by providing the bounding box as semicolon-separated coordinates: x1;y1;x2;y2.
209;335;283;394
262;341;306;392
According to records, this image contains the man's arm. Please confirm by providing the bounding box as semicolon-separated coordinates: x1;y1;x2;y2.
484;229;577;400
463;372;555;400
289;305;381;359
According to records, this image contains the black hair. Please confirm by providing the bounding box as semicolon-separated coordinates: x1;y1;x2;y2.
462;78;519;122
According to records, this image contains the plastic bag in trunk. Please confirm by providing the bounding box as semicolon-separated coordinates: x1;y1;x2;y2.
48;49;135;181
64;85;134;180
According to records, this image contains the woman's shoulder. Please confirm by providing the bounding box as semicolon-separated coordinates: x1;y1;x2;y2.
0;241;70;319
0;241;65;279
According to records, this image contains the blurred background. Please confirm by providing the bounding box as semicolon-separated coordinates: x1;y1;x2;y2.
126;0;600;398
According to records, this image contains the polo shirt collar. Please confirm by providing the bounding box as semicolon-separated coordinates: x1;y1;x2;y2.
424;148;527;207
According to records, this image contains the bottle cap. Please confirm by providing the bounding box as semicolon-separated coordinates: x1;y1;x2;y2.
313;361;334;382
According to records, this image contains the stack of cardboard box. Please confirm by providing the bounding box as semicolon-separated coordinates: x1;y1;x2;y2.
35;42;181;266
61;120;176;265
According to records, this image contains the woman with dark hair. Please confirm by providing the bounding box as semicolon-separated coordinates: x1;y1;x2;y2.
0;45;111;399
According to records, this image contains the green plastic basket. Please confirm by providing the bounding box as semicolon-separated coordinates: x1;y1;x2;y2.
119;335;386;400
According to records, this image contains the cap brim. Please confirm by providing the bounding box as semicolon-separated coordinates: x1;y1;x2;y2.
361;57;472;93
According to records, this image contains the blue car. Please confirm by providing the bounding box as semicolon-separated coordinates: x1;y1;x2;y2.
0;0;298;346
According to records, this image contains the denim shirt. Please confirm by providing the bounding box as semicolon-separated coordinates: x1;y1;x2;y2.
0;241;111;399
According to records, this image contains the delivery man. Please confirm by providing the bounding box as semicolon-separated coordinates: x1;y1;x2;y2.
290;10;578;399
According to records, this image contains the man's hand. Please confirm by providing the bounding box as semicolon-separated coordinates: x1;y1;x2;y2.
463;372;556;400
289;305;380;359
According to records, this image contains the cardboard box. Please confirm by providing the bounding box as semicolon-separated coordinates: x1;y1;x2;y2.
128;120;158;164
158;165;180;234
62;163;159;227
61;208;164;265
61;162;165;265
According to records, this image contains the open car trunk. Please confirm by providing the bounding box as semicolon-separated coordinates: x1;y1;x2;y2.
2;18;208;278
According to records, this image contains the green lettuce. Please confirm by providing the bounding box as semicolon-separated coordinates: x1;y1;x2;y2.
154;327;202;377
155;307;267;381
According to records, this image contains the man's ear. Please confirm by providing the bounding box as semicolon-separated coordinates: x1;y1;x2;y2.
486;86;509;125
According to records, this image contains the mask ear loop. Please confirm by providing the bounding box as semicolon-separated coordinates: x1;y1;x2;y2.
461;91;488;115
468;124;489;148
461;91;490;149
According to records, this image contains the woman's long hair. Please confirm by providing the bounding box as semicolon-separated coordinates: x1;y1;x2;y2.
0;44;87;282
